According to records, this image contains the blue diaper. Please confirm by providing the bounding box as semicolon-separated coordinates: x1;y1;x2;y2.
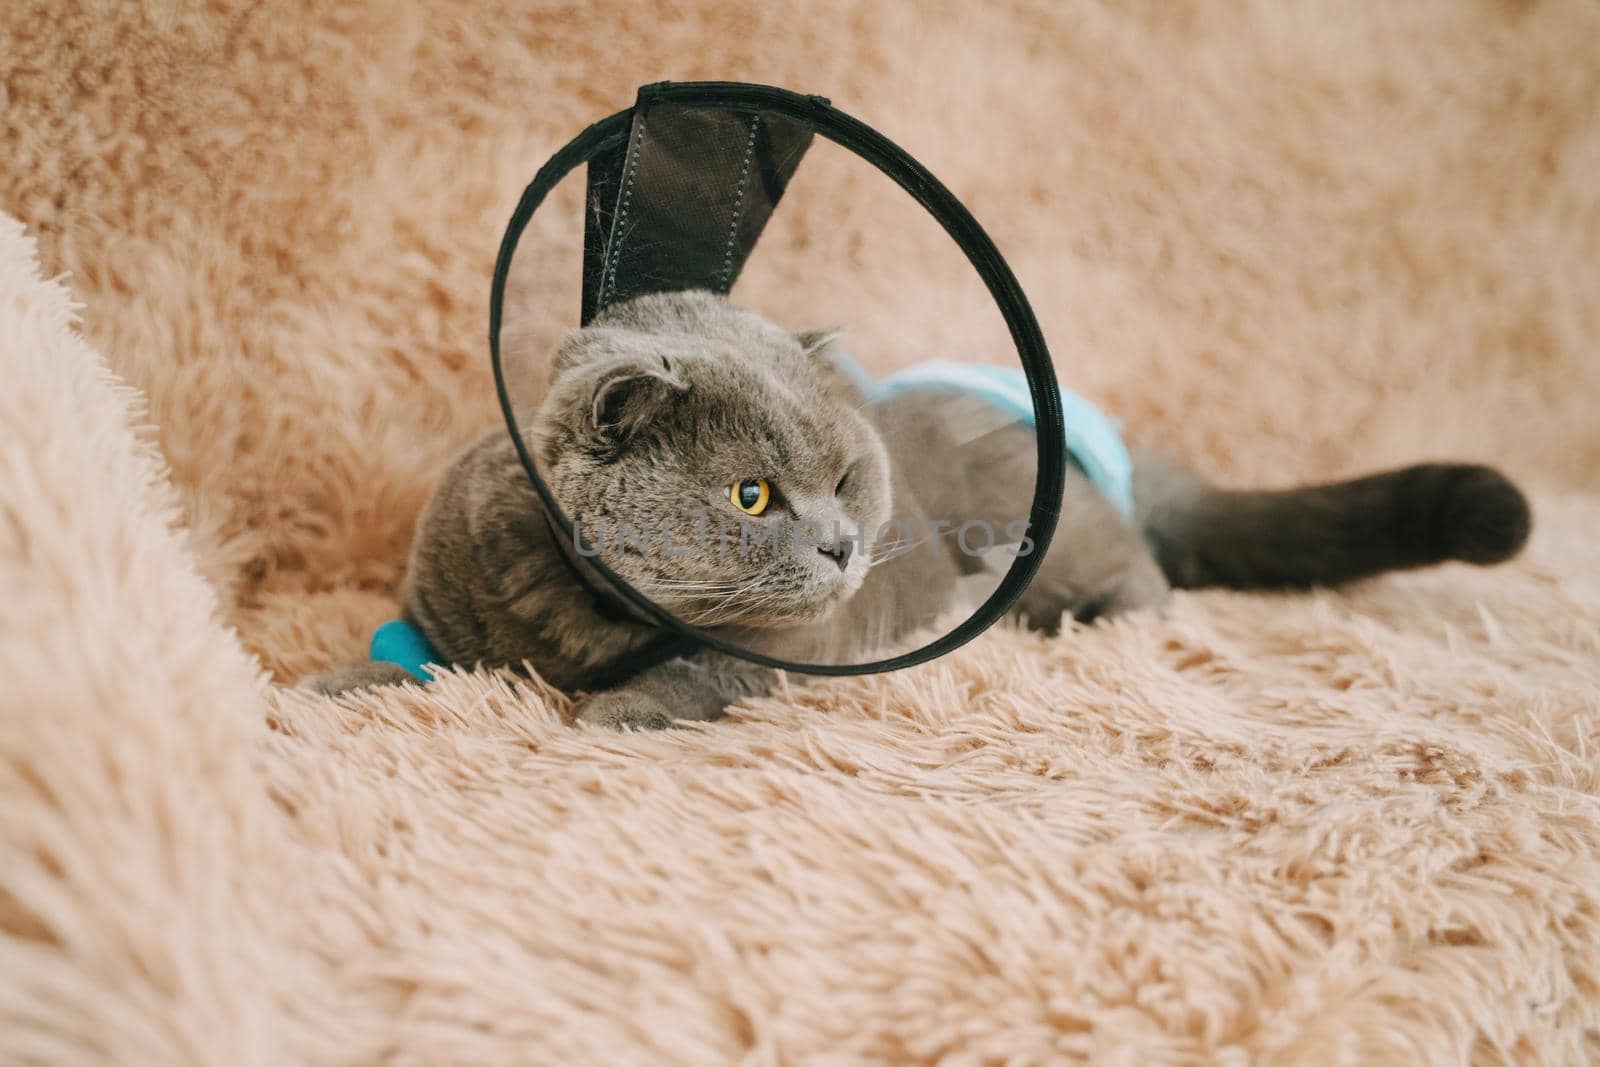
833;353;1135;519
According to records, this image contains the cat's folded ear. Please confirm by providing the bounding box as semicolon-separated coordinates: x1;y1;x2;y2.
796;328;843;357
797;327;873;405
587;357;686;443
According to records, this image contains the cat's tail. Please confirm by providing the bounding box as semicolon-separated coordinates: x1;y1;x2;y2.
1133;454;1532;591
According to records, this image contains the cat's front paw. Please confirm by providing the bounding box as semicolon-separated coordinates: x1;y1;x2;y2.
578;690;676;731
297;660;418;696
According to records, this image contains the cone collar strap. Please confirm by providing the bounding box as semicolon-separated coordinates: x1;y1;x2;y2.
582;87;815;323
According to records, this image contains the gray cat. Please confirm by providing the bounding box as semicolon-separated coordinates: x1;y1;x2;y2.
302;291;1531;729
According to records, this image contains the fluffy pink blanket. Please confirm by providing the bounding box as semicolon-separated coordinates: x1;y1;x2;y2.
3;2;1598;1062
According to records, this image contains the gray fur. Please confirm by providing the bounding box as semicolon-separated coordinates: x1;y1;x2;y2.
302;291;1531;727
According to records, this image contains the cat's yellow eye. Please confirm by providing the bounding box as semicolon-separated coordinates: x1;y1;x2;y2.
729;478;772;516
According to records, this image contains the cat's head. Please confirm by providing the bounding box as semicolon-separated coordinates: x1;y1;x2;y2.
532;291;891;629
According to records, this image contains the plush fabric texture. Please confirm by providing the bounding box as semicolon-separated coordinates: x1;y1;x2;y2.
3;2;1599;1064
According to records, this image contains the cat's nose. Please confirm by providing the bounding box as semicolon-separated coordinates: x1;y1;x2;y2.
818;538;853;571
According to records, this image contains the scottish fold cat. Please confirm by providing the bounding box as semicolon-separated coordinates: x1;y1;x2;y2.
303;291;1530;729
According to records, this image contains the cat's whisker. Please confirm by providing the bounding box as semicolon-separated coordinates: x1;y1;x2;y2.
868;534;915;557
667;572;790;626
640;579;749;592
869;534;933;566
868;520;975;567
